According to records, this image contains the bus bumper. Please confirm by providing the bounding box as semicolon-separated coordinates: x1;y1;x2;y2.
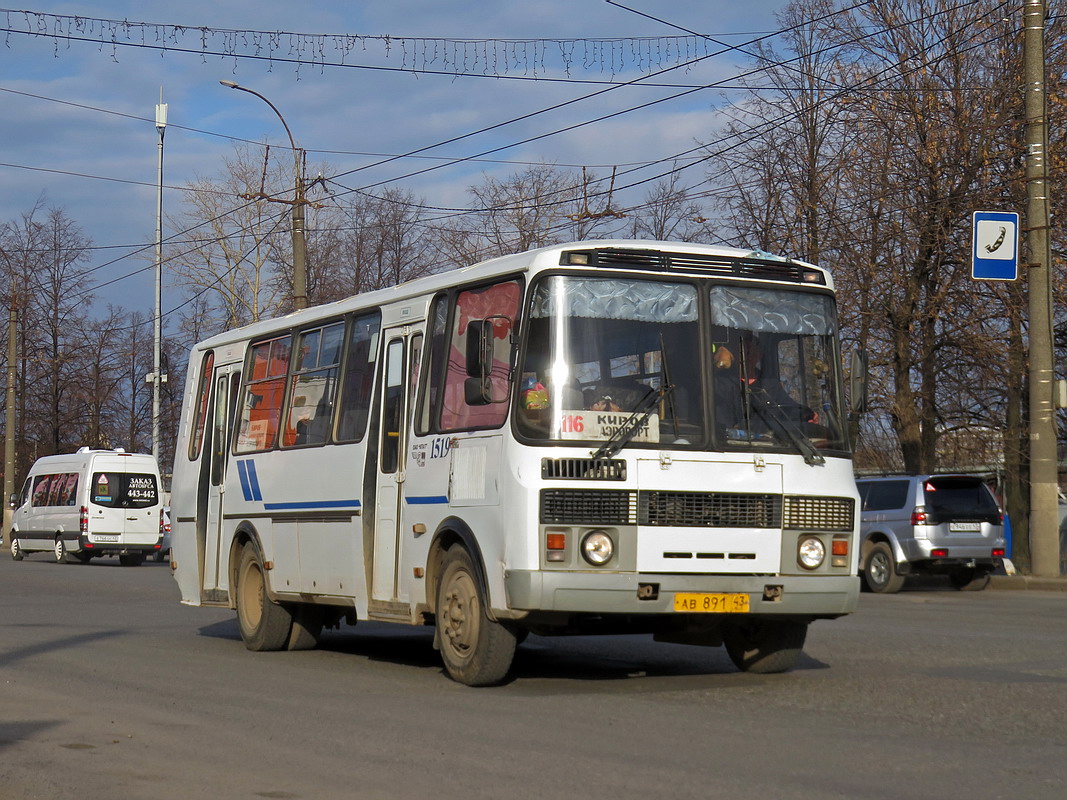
504;571;859;617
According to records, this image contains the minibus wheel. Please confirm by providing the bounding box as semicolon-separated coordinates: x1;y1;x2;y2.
236;544;293;651
53;536;68;564
436;547;516;686
723;619;808;674
10;537;23;561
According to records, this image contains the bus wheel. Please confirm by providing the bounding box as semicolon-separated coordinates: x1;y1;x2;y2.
53;536;68;564
236;544;293;651
863;542;905;594
287;604;324;651
10;537;23;561
436;547;516;686
723;619;808;674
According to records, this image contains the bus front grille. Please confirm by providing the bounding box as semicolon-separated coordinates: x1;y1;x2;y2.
541;457;627;480
639;491;782;528
783;496;855;531
540;489;637;525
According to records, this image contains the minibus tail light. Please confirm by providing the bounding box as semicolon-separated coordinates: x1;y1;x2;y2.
931;548;948;557
79;506;89;535
992;548;1005;558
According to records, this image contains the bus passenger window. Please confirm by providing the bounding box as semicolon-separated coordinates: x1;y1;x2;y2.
282;321;345;448
335;311;382;443
236;335;291;453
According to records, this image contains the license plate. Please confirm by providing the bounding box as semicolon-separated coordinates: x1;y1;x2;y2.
94;534;119;542
673;593;750;613
949;522;981;532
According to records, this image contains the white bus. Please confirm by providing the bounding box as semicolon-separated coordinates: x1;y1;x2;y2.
170;240;861;685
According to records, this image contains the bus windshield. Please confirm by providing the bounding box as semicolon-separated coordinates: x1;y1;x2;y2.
516;275;847;455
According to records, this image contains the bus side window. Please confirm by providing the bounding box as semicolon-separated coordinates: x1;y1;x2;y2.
438;279;521;432
236;335;291;453
335;311;382;443
282;321;345;448
415;295;449;436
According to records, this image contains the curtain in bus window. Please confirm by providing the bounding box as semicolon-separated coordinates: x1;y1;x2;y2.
236;335;291;453
440;280;521;431
709;285;834;335
188;351;214;460
529;278;697;323
283;322;345;447
336;312;382;442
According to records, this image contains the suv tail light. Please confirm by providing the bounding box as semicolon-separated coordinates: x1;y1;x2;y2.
911;506;929;525
79;505;89;534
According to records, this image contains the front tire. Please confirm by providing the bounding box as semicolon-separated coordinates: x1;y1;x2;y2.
235;543;293;651
436;547;516;686
11;537;24;561
863;542;905;593
723;619;808;674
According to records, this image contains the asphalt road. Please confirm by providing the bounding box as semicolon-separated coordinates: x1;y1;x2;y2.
1;553;1065;800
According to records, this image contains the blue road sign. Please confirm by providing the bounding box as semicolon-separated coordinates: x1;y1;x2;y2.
972;211;1019;280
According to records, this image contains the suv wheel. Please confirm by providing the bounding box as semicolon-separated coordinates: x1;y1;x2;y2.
863;542;905;593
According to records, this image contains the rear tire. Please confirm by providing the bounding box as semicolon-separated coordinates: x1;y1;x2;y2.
723;619;808;674
53;536;68;564
119;553;144;566
287;604;324;651
863;542;905;593
10;537;24;561
235;544;293;651
436;547;516;686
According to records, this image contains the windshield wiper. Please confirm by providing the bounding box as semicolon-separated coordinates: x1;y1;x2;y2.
591;383;674;461
748;387;825;466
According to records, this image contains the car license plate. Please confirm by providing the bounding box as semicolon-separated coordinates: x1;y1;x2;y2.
673;593;750;613
94;534;119;542
949;522;981;532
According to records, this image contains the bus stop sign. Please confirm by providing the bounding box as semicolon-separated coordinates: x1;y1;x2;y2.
972;211;1019;280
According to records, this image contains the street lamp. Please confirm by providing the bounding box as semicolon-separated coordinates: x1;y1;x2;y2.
219;79;309;311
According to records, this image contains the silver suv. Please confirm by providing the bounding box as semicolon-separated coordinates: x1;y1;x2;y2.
855;475;1006;593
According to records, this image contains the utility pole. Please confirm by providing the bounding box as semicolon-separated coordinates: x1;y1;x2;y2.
1022;0;1060;576
149;93;168;460
4;289;16;542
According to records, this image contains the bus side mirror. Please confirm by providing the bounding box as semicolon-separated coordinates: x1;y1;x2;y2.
464;316;512;405
848;348;868;414
8;492;18;508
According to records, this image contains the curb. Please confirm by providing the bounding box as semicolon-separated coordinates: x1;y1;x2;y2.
988;574;1067;592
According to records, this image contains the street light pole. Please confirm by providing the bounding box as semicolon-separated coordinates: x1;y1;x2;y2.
152;94;167;460
219;80;308;311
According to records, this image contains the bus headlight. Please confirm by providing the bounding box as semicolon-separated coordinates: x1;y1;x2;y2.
580;531;614;566
797;536;826;570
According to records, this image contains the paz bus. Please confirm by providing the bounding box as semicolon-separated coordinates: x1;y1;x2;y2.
170;239;861;685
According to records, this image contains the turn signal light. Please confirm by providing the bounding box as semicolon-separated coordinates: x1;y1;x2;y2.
831;540;849;556
546;533;566;550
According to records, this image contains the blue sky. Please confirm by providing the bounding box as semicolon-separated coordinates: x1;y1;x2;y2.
0;1;792;317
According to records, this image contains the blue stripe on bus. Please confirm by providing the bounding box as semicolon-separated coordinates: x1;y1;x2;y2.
263;499;362;511
236;460;253;502
405;495;449;505
245;460;264;502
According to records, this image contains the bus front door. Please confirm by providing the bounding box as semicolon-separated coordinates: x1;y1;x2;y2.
371;330;420;605
203;365;241;597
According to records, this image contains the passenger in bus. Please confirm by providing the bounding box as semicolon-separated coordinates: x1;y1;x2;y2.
714;334;814;435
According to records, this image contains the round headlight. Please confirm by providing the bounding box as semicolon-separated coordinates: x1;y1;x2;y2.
580;531;614;566
798;536;826;570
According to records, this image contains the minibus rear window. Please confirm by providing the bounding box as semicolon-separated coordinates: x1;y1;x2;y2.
91;472;159;508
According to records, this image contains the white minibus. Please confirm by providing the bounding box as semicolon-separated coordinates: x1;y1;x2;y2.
10;448;166;565
170;240;862;685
